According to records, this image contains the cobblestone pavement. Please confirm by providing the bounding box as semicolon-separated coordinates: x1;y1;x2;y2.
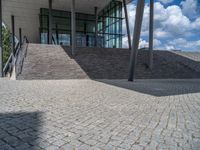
0;79;200;150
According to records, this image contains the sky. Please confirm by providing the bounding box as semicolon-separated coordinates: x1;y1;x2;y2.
122;0;200;51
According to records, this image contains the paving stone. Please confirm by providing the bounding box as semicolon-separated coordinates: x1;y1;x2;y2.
0;79;200;150
0;140;6;146
60;143;74;150
45;145;59;150
0;144;15;150
15;143;31;150
38;141;51;149
130;145;144;150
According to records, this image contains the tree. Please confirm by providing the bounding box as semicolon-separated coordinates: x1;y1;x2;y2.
2;26;11;66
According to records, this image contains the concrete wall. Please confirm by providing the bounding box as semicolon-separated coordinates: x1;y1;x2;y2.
2;0;49;43
2;0;48;43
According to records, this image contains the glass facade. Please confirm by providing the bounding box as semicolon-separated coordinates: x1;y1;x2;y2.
39;0;123;48
98;0;123;48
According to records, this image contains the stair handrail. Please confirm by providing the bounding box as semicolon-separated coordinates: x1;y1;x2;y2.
52;36;56;45
3;36;29;77
16;36;29;76
15;36;29;58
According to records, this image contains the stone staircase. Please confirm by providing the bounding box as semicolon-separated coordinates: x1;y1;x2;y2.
17;44;200;80
17;44;88;80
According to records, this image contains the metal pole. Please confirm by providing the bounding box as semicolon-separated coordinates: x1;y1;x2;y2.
0;0;3;77
149;0;154;70
56;24;59;44
102;18;105;47
48;0;52;44
128;0;145;81
19;28;22;48
123;0;131;50
71;0;76;55
11;15;15;61
94;7;98;47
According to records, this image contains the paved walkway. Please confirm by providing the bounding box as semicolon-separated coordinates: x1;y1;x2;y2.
0;79;200;150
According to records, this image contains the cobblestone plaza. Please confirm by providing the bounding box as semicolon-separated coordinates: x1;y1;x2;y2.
0;79;200;150
0;0;200;149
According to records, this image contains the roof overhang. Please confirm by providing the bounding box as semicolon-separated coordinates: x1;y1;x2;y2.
48;0;132;14
51;0;111;14
3;0;132;16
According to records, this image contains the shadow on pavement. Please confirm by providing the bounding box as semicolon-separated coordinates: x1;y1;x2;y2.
96;79;200;97
0;112;42;150
63;46;200;79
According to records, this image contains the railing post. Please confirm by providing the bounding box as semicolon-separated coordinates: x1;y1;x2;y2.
0;0;3;77
19;28;22;48
71;0;76;55
11;15;15;60
48;0;52;44
94;7;98;47
56;24;59;44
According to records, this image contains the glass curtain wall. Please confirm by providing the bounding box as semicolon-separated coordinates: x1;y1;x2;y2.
98;0;123;48
40;8;96;47
39;0;123;48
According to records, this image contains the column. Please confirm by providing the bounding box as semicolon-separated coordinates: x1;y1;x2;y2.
94;7;98;47
48;0;52;44
0;0;2;77
128;0;145;81
123;0;131;50
149;0;154;70
71;0;76;55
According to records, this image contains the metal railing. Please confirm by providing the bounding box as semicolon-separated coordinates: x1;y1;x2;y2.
52;36;56;45
3;36;29;77
15;36;29;76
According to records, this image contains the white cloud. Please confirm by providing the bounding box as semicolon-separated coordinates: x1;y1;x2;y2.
169;38;200;51
122;1;200;51
162;5;191;36
158;0;174;4
165;45;175;50
192;17;200;29
122;3;136;34
154;2;168;22
139;39;149;49
181;0;199;19
122;37;149;49
154;39;162;47
154;28;170;38
122;36;129;48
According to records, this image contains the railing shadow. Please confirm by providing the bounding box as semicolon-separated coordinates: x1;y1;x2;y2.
0;112;42;149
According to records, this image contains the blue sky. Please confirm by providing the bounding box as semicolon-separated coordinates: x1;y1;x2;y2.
123;0;200;51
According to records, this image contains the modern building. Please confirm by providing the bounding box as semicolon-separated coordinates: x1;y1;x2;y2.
39;1;124;48
2;0;128;47
0;0;154;81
